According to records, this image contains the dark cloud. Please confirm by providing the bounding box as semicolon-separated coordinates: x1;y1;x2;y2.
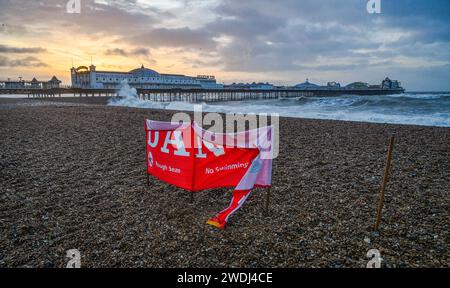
0;44;46;54
127;27;216;49
0;0;168;36
105;47;151;57
105;48;128;57
131;47;151;56
0;23;28;35
185;0;450;89
0;55;48;67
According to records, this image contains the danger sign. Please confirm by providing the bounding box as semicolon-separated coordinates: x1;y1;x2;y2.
145;120;273;229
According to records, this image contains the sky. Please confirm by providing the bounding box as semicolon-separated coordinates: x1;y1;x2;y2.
0;0;449;90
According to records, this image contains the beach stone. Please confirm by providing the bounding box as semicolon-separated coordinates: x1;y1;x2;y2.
0;97;449;268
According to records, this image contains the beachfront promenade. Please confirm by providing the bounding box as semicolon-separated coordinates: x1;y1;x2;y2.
0;87;405;102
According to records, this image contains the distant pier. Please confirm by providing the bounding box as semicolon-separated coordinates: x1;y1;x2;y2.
0;87;405;102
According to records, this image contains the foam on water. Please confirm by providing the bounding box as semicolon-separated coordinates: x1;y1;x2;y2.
0;94;30;98
106;84;450;127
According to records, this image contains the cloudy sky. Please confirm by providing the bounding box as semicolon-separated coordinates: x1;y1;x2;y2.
0;0;449;90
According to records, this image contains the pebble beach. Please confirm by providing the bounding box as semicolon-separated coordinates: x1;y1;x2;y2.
0;97;449;268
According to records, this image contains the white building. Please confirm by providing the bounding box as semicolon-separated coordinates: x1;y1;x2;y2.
294;79;321;89
0;76;61;89
70;64;223;89
381;77;401;89
327;81;341;88
42;76;62;89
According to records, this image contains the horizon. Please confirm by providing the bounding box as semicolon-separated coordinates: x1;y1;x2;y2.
1;0;450;90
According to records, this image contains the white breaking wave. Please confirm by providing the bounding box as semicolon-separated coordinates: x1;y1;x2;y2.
108;84;450;127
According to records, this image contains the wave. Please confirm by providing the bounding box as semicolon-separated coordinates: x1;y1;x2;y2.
107;84;450;127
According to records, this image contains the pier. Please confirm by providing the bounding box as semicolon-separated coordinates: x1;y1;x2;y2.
137;89;315;102
0;87;405;102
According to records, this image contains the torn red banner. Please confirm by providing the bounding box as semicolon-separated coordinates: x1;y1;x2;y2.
145;120;273;229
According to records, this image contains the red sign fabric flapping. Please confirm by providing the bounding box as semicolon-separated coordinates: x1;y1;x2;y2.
145;120;273;229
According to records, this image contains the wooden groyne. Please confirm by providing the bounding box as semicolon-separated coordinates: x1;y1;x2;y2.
0;87;405;102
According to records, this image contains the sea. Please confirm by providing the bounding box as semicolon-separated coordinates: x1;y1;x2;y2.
108;89;450;127
2;91;449;127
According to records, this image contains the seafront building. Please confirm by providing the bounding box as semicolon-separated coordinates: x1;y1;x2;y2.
294;79;321;89
0;76;61;89
70;64;223;89
292;78;401;91
346;82;370;89
381;77;401;89
327;82;341;88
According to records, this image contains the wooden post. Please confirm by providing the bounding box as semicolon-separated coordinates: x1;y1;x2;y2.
265;187;272;213
145;137;150;187
374;135;395;230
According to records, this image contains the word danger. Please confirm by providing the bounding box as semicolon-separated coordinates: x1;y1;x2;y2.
148;131;224;157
